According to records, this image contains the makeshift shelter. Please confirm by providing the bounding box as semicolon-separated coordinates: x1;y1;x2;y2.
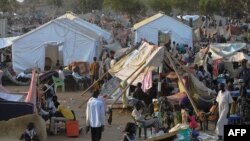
12;13;113;73
225;52;250;62
0;70;37;120
100;42;164;104
209;43;246;60
194;43;247;77
133;13;193;48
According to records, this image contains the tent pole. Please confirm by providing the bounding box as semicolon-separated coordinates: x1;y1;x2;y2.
157;63;163;98
165;51;199;115
80;46;137;97
110;64;146;108
167;52;191;73
78;60;146;108
80;71;108;96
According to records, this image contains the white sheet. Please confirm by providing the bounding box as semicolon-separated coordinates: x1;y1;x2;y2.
0;92;23;101
0;36;19;49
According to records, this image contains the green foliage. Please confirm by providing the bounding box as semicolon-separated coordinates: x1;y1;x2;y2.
77;0;103;13
199;0;219;15
47;0;63;7
148;0;172;14
0;0;19;12
103;0;145;15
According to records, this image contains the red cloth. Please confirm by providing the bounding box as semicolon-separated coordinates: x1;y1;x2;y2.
213;59;222;77
188;115;198;129
25;70;37;112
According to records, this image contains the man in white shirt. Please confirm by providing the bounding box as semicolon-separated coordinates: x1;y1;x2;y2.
86;91;105;141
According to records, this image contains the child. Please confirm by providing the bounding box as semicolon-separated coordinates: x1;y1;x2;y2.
180;104;188;125
122;122;137;141
20;122;39;141
187;110;198;130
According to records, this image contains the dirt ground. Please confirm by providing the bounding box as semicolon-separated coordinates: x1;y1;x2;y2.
5;85;135;141
4;85;217;141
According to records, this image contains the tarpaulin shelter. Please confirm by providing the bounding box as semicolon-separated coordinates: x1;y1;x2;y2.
133;13;193;48
12;12;113;73
0;70;37;120
101;42;164;104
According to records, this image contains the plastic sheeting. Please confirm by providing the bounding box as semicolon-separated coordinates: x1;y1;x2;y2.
225;52;250;62
0;36;19;49
0;92;23;101
177;15;199;21
113;42;164;85
209;43;246;60
133;13;193;48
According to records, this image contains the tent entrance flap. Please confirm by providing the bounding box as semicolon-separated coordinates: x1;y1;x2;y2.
44;42;61;70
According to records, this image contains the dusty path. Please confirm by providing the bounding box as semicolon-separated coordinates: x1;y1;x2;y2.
5;85;134;141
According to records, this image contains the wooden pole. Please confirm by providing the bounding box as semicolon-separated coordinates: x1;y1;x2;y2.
78;61;146;108
157;63;163;98
110;64;146;108
80;71;108;96
167;52;191;73
80;46;137;97
165;51;199;115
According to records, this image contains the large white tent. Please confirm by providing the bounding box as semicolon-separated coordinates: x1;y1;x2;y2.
12;13;112;72
133;13;193;48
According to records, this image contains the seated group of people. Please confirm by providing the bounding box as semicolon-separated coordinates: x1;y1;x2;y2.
38;84;75;134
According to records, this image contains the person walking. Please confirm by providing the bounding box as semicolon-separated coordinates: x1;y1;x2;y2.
215;83;233;140
86;91;105;141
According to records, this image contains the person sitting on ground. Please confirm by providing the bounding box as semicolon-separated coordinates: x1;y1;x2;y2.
48;96;62;118
20;122;39;141
132;101;161;134
122;122;137;141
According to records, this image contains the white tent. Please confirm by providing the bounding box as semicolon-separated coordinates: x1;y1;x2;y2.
0;36;19;49
133;13;193;48
12;13;112;73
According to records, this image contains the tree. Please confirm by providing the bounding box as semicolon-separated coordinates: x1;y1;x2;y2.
76;0;103;13
103;0;145;16
0;0;19;12
148;0;172;14
198;0;219;15
47;0;63;8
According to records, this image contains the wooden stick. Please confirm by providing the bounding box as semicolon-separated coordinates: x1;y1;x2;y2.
167;52;191;73
165;51;199;115
78;61;146;108
80;71;108;96
80;46;137;97
110;64;146;108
